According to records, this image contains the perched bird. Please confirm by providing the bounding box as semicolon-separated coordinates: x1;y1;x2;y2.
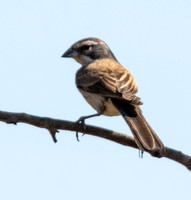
62;37;164;154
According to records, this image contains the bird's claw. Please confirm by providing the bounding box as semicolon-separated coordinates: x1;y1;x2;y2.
76;117;87;130
75;117;87;142
76;131;80;142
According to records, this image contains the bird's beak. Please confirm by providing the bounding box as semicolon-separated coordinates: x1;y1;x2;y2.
61;48;78;58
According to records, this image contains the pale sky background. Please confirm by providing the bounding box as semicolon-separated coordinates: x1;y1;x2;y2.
0;0;191;199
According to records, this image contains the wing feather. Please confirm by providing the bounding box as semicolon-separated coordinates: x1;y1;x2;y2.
76;59;142;105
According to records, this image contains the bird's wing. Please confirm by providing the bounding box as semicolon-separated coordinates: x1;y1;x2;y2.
76;59;142;105
114;64;142;105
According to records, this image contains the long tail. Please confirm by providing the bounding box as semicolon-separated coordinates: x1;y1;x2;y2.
111;98;164;153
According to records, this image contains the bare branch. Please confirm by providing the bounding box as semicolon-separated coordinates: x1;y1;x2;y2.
0;110;190;171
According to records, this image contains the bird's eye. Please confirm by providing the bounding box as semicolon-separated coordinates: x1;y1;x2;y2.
82;45;91;51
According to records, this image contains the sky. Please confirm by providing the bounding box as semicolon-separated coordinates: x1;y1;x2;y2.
0;0;191;199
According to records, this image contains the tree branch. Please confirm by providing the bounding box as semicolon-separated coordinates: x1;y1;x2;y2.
0;110;190;171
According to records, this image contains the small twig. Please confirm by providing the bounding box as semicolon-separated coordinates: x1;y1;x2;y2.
48;128;58;143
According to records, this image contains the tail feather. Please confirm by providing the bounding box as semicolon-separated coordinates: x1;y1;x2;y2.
111;98;164;152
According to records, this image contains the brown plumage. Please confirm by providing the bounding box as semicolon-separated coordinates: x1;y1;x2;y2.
62;37;164;153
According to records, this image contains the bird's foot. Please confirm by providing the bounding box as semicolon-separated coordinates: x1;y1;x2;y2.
75;117;87;142
75;116;87;130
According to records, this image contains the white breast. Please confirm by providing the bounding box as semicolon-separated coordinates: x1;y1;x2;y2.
78;89;120;116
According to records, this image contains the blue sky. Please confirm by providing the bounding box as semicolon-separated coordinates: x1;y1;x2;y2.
0;0;191;199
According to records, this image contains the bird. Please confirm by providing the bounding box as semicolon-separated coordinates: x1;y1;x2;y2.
62;37;164;154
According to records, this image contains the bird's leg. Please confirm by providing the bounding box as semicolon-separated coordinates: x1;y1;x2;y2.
75;108;105;141
76;110;104;129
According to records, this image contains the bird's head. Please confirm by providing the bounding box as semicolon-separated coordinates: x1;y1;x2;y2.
62;37;117;65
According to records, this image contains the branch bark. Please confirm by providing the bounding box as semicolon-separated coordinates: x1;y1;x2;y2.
0;110;190;171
